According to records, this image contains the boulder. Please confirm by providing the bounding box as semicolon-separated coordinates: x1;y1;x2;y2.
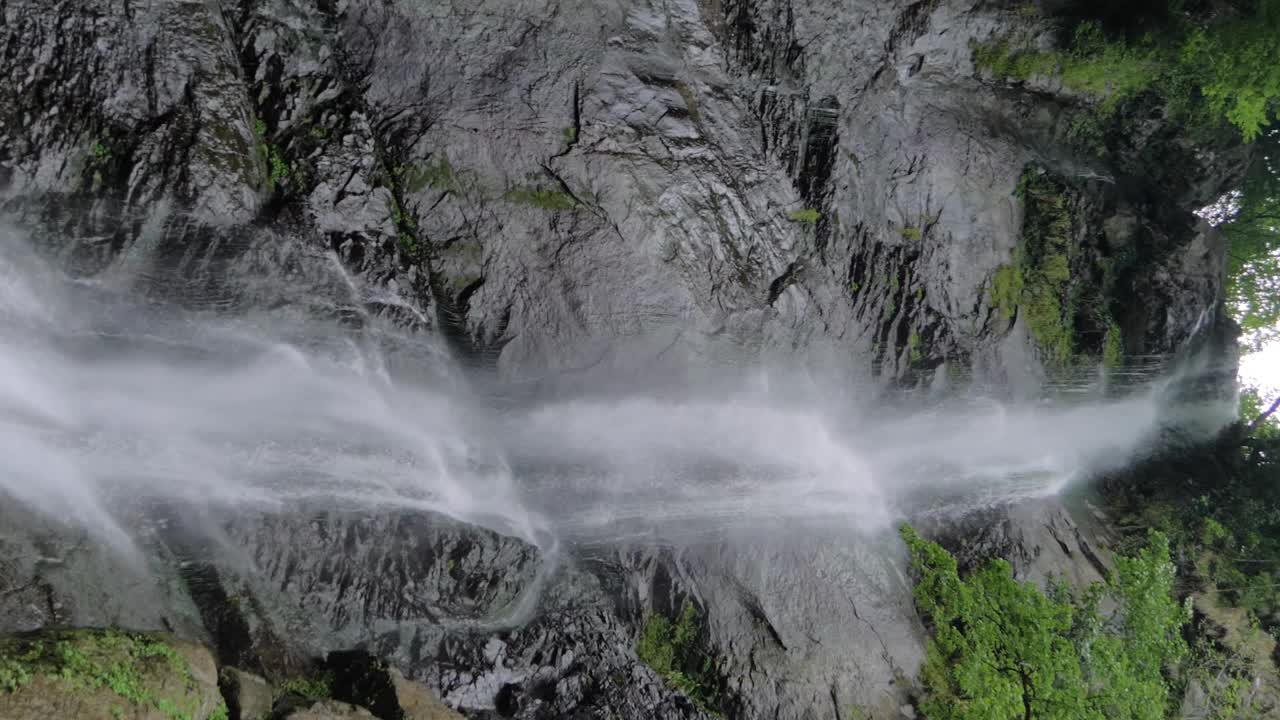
220;667;275;720
324;650;461;720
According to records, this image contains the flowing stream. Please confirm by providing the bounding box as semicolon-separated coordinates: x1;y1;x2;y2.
0;225;1237;559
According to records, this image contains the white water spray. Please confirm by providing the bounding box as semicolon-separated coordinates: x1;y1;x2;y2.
0;226;1236;558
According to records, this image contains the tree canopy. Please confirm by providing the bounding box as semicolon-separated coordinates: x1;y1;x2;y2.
1221;137;1280;351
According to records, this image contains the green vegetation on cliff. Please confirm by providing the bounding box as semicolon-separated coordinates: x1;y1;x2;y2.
901;526;1190;720
787;208;821;224
253;117;289;192
974;0;1280;141
0;629;224;720
637;601;722;714
1114;391;1280;624
990;168;1076;366
504;186;581;211
1221;137;1280;351
1096;391;1280;717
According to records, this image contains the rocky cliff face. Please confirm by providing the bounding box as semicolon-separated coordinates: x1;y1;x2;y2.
0;1;1247;719
0;0;1241;387
1;499;1116;719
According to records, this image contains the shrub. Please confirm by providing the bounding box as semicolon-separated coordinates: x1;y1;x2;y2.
901;525;1190;720
972;2;1280;141
637;602;721;713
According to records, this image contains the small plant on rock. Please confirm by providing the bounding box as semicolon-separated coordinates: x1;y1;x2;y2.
637;601;721;714
787;208;821;224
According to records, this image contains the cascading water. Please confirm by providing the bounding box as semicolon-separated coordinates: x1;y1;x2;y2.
0;224;1237;563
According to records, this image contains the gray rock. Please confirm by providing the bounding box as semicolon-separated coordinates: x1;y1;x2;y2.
200;510;712;720
0;504;203;638
0;0;1241;385
219;667;275;720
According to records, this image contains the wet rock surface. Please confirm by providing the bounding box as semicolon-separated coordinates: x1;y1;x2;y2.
0;497;1115;719
0;0;1248;718
0;0;1240;386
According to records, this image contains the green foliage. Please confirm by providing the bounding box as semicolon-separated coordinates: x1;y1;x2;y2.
899;225;923;241
278;673;332;702
973;2;1280;142
269;152;289;186
562;126;578;145
504;186;580;211
91;140;111;165
787;208;821;224
1183;634;1261;720
1102;320;1124;369
252;117;289;192
387;195;410;228
1240;387;1280;439
637;602;721;713
1104;396;1280;677
0;655;32;692
990;168;1075;365
972;37;1059;82
385;191;422;256
1221;140;1280;352
0;630;203;720
1179;1;1280;142
908;331;923;365
901;526;1190;720
87;137;113;191
1058;23;1160;110
989;260;1024;320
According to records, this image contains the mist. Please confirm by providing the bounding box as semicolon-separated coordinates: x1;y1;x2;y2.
0;226;1236;559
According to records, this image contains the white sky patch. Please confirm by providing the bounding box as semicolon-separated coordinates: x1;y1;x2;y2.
1241;336;1280;398
1197;190;1279;401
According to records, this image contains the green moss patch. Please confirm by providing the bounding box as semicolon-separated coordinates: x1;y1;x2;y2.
504;186;581;211
0;629;222;720
786;208;821;224
277;673;332;703
1102;320;1124;369
253;117;290;193
988;167;1076;366
972;6;1280;143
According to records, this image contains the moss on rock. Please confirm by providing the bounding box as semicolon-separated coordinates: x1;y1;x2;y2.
988;167;1077;367
0;629;223;720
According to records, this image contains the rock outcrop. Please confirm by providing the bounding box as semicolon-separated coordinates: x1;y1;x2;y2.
0;498;1118;719
0;0;1242;388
